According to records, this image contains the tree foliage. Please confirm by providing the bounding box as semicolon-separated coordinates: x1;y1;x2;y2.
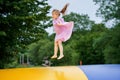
93;0;120;22
93;0;120;63
103;24;120;63
0;0;51;68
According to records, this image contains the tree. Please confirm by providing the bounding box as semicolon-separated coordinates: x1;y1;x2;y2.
93;0;120;23
74;25;107;64
93;0;120;64
93;23;120;64
103;24;120;63
28;39;54;66
0;0;51;68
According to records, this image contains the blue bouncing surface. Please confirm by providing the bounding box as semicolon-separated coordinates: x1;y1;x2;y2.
79;64;120;80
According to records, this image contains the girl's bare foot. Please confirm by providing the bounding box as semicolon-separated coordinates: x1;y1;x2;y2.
57;55;64;60
51;55;57;59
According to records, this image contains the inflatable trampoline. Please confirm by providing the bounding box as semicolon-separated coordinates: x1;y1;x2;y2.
0;64;120;80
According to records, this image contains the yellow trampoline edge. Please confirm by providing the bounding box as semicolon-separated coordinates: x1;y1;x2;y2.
0;66;88;80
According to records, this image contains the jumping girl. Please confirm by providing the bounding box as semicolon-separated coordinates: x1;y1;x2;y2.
51;3;74;60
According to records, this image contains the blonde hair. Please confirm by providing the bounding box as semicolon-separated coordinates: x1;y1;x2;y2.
52;3;69;16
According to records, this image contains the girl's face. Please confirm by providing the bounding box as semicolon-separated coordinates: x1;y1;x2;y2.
52;11;59;19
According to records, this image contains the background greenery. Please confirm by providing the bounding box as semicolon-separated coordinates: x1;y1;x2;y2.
0;0;120;68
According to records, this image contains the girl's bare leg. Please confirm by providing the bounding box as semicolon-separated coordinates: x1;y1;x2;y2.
57;40;64;59
51;41;58;58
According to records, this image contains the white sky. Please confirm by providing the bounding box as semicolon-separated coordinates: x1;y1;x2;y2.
46;0;103;35
47;0;102;23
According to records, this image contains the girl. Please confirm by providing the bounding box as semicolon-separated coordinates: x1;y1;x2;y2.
51;3;74;60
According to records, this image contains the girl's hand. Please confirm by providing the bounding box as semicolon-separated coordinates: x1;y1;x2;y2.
57;23;62;26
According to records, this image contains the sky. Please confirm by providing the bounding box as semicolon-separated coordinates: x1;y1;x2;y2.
47;0;102;23
46;0;103;35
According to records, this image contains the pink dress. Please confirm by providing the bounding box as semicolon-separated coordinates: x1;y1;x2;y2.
53;17;74;42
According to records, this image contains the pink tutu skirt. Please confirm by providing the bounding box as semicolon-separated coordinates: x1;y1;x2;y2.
53;17;74;42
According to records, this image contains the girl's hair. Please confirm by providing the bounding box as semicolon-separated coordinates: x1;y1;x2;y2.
60;3;69;15
52;3;69;16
